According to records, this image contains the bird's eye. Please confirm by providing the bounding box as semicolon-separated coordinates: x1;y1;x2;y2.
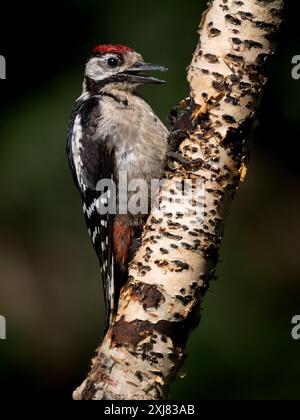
107;57;120;68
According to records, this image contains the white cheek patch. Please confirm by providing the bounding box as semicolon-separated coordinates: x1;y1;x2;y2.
85;56;123;81
85;57;106;81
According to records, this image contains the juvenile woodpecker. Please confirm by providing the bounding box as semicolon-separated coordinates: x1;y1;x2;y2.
67;45;168;331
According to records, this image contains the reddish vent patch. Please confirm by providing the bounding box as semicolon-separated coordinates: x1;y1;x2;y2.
113;222;134;269
92;44;134;55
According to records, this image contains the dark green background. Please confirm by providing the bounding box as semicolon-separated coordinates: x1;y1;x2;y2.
0;0;299;400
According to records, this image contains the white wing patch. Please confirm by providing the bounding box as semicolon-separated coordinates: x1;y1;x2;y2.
108;256;115;326
71;114;86;192
92;227;100;244
83;199;97;218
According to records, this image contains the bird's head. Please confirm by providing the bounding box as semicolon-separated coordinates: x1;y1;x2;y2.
84;44;168;93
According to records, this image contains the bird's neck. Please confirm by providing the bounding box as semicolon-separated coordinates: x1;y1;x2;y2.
84;77;137;101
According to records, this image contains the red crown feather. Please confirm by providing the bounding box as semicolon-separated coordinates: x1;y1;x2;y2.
92;44;134;55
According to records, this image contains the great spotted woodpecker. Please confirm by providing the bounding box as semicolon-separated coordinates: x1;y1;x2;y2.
67;45;168;331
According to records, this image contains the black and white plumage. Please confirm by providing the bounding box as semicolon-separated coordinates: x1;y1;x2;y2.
67;94;115;328
67;45;168;332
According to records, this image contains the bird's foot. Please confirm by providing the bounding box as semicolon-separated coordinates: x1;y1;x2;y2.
166;151;203;171
128;238;142;261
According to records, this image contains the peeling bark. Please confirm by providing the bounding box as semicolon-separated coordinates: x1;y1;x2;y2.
73;0;286;400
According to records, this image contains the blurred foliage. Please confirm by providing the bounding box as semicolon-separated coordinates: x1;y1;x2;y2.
0;0;300;400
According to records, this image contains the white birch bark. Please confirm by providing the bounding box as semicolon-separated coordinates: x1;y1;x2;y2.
73;0;286;400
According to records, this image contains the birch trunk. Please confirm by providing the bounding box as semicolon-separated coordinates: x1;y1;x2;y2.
73;0;286;400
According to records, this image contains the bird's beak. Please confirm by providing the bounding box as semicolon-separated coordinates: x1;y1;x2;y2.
123;61;168;85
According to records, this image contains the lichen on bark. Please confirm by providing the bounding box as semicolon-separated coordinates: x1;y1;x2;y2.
73;0;286;400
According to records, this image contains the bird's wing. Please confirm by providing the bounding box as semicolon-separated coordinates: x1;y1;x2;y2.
67;96;115;331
